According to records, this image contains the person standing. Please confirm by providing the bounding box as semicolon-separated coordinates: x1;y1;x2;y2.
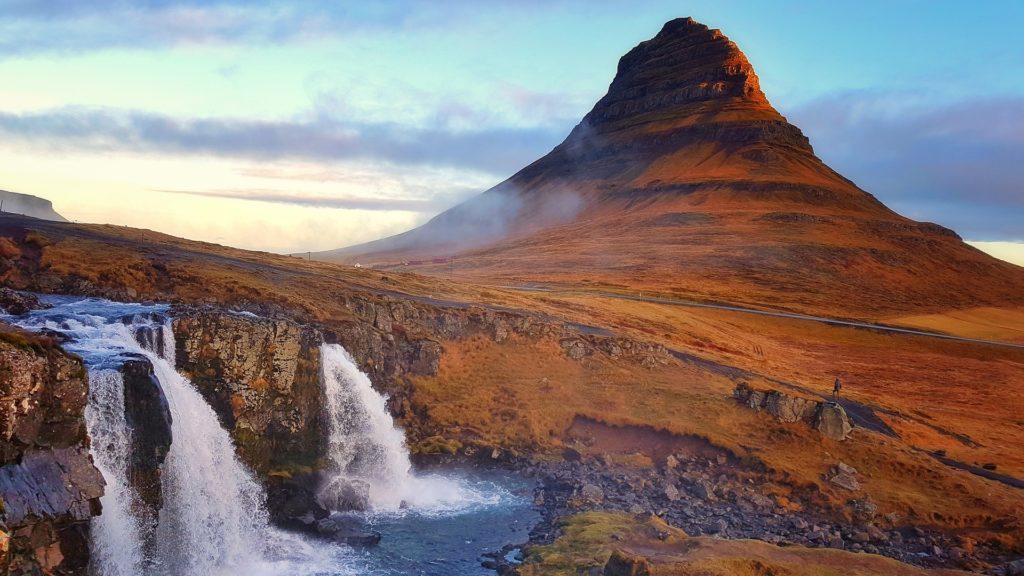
832;377;842;400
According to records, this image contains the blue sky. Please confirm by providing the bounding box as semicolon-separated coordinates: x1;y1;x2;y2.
0;0;1021;262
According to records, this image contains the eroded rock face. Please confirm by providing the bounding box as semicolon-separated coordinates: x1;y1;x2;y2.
0;327;103;575
172;312;324;477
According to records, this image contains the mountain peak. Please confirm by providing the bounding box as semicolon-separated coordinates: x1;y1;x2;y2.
583;16;770;132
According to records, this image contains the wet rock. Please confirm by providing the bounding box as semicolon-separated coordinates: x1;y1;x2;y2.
318;478;371;512
0;330;101;574
121;355;172;519
0;288;48;315
315;516;382;547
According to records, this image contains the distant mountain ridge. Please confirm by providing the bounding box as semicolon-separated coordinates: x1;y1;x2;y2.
319;17;1024;316
0;190;67;222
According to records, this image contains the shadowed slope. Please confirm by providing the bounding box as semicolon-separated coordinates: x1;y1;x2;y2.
322;17;1024;317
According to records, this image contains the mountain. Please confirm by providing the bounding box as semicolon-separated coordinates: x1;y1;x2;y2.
0;190;67;222
318;17;1024;317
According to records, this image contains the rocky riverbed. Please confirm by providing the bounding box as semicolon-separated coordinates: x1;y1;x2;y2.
481;451;1021;574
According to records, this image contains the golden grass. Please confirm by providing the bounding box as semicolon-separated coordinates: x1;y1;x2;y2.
520;512;970;576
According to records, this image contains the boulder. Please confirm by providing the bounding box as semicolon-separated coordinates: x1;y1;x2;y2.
315;516;382;547
815;403;853;441
664;484;681;502
764;391;818;423
580;483;605;503
830;472;860;491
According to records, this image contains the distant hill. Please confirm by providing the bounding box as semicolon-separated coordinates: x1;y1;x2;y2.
319;17;1024;317
0;190;67;222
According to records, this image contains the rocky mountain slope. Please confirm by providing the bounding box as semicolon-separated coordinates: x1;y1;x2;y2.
0;191;67;223
323;17;1024;317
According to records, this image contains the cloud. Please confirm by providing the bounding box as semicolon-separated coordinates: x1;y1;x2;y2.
967;241;1024;267
785;92;1024;240
152;187;472;212
0;0;567;57
0;106;565;175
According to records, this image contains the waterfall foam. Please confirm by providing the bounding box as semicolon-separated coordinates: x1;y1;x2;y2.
13;298;357;576
318;343;500;515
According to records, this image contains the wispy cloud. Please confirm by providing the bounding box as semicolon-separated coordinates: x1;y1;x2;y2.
0;0;565;57
0;106;566;175
786;92;1024;240
152;187;471;212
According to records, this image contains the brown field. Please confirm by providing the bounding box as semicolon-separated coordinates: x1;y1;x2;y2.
2;213;1023;555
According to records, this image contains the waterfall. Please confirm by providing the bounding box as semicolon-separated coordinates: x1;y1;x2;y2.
145;322;269;574
318;343;496;514
85;368;146;575
14;298;354;576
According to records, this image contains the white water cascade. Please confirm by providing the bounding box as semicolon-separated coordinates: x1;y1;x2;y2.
13;298;352;576
318;343;495;514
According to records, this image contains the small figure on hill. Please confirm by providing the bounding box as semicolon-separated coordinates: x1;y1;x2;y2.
832;377;842;401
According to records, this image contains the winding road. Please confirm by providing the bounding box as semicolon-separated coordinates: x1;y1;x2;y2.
505;285;1024;350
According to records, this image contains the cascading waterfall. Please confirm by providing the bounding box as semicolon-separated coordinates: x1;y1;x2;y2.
318;343;497;514
13;298;353;576
85;368;146;575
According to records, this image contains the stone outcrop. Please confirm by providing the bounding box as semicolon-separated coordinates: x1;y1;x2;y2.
733;383;852;440
120;355;172;525
0;325;103;574
172;311;324;477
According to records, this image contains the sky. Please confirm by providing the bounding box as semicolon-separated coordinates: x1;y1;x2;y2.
0;0;1022;265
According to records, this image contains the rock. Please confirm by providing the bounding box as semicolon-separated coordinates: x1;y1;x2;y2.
318;478;371;512
829;472;860;491
836;462;858;475
692;480;715;501
734;383;851;440
815;403;853;441
703;518;728;534
1001;559;1024;576
851;531;871;544
0;329;101;574
664;454;679;471
120;355;172;520
580;484;605;503
316;516;382;547
0;288;48;315
663;483;681;502
603;550;652;576
764;391;818;423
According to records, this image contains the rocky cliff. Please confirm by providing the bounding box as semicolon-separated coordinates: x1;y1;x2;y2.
0;325;103;575
0;191;66;223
